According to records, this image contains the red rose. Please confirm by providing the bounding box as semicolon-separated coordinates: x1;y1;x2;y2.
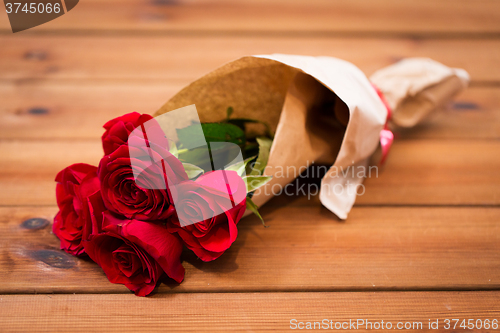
102;112;153;155
168;170;247;262
53;163;100;256
98;136;188;220
83;206;184;297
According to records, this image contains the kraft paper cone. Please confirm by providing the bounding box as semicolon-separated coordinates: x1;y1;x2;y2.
155;55;469;220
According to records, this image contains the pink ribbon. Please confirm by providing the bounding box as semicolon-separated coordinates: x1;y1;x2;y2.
372;84;394;165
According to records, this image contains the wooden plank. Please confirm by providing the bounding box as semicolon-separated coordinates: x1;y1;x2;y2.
1;292;500;332
1;0;499;35
0;140;498;206
400;87;500;140
0;80;185;139
0;36;499;82
1;83;499;140
1;206;499;294
359;140;500;205
0;141;101;207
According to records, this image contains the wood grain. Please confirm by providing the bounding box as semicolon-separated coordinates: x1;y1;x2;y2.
0;140;498;206
0;0;498;327
0;36;498;82
358;140;500;205
0;0;499;35
1;83;499;140
1;292;499;332
399;87;500;140
0;80;185;140
1;206;499;294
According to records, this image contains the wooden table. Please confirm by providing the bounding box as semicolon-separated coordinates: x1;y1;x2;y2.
1;1;499;332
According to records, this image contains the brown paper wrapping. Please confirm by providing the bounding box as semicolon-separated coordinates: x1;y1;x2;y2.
155;55;469;219
370;57;470;128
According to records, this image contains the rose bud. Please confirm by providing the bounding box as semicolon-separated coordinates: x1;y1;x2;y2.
168;170;247;262
101;112;154;155
83;209;185;297
53;163;100;256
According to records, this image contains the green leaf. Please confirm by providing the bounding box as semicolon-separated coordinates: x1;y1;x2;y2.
178;147;212;171
226;106;234;119
225;156;256;177
246;197;268;227
182;163;204;179
177;123;245;148
249;137;273;176
176;124;201;148
178;142;242;173
203;123;246;146
243;175;272;193
168;140;178;158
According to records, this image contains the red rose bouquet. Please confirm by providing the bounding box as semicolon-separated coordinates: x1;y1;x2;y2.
54;107;272;296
